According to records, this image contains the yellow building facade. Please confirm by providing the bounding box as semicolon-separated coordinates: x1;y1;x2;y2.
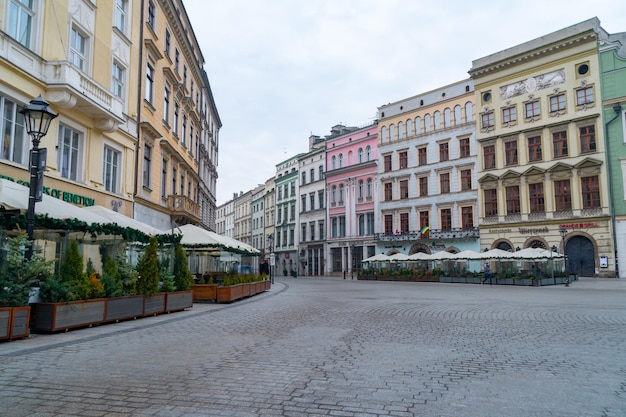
0;0;141;217
134;0;220;231
470;18;614;277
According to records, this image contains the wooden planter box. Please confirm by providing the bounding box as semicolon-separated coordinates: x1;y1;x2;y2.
0;307;10;341
31;299;106;333
191;284;218;302
9;306;30;340
216;284;244;303
165;291;193;312
105;295;144;322
143;293;166;316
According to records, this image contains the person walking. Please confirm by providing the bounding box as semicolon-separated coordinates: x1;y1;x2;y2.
482;263;493;285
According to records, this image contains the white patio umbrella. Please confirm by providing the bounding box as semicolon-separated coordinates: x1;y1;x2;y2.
482;248;517;259
363;254;390;262
388;253;410;261
408;252;433;261
513;247;563;259
454;250;484;260
83;205;163;236
430;251;457;260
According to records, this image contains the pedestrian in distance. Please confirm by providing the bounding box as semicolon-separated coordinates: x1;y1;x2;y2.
482;263;493;285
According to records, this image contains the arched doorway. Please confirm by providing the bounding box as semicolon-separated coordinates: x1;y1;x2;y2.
566;235;595;276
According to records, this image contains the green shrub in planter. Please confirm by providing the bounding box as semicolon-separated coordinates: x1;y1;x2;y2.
0;233;54;307
100;254;123;298
173;243;192;291
136;237;159;296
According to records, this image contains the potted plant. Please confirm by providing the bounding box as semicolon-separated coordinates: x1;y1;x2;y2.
0;233;54;341
165;243;193;312
32;240;107;332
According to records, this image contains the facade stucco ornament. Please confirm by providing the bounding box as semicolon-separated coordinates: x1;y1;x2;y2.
95;117;118;133
500;69;566;99
47;90;77;108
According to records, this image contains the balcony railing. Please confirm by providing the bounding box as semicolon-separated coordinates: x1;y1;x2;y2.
168;195;200;222
375;227;479;242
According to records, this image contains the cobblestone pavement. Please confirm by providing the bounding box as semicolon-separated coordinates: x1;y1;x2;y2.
1;277;625;417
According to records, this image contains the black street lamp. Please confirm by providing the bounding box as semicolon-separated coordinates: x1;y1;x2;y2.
20;95;58;259
559;227;569;286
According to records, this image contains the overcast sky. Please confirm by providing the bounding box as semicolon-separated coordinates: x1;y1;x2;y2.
182;0;626;206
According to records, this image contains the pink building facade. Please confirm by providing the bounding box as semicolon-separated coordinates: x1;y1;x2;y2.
325;124;379;276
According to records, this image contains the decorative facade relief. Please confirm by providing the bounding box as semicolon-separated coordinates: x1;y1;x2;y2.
499;69;566;99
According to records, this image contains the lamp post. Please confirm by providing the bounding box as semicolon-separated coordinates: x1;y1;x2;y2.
20;95;58;259
559;227;568;286
267;233;275;284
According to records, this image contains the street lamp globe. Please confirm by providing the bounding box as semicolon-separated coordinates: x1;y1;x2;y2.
20;95;58;148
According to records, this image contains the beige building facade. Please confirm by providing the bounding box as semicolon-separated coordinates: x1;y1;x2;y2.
470;17;614;277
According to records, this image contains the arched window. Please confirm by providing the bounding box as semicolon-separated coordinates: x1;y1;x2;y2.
366;178;372;197
443;108;451;128
331;185;336;203
433;111;441;130
406;119;413;137
465;102;473;122
366;145;371;161
358;148;363;163
381;126;388;143
454;105;462;125
358;179;364;198
424;114;431;132
398;121;404;139
338;153;343;168
389;124;395;142
339;184;344;203
415;116;422;134
331;155;336;170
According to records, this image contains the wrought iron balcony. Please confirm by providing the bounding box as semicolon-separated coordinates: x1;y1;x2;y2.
168;195;200;223
375;227;479;242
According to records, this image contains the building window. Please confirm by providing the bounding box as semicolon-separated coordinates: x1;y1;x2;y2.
399;151;408;169
165;29;171;57
70;26;87;71
319;222;324;240
0;95;28;165
301;195;306;212
420;211;429;234
301;224;306;242
525;100;540;119
338;153;343;168
366;213;374;235
310;223;315;241
384;182;393;201
529;182;544;212
147;0;156;30
440;173;450;194
460;169;472;191
163;86;170;124
461;206;473;229
142;144;151;188
319;165;324;180
581;176;600;208
400;180;408;199
173;102;179;135
161;159;167;198
331;185;336;204
384;214;393;235
527;136;542;162
576;87;594;106
554;179;571;210
339;184;344;204
183;65;188;88
481;111;494;129
301;171;306;185
331;155;336;170
440;208;452;231
419;176;428;196
505;140;518;166
145;63;155;103
483;145;495;169
175;49;180;73
580;125;596;153
366;146;371;161
418;146;427;166
58;124;83;181
318;190;324;208
103;146;121;193
310;193;315;210
484;189;498;217
439;143;449;162
505;186;520;215
400;213;409;233
358;179;364;199
384;155;392;172
550;94;566;113
112;61;125;99
8;0;34;48
502;106;517;124
459;137;470;158
338;216;346;237
115;0;128;33
310;168;314;182
358;148;363;163
553;131;568;157
366;178;372;197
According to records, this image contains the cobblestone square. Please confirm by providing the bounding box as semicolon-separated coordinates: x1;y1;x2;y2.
1;277;625;417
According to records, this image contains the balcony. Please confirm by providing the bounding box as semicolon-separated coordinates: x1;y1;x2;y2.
168;195;200;224
45;61;125;132
375;227;479;242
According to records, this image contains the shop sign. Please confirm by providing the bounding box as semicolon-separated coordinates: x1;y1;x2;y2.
0;174;95;206
559;222;599;229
